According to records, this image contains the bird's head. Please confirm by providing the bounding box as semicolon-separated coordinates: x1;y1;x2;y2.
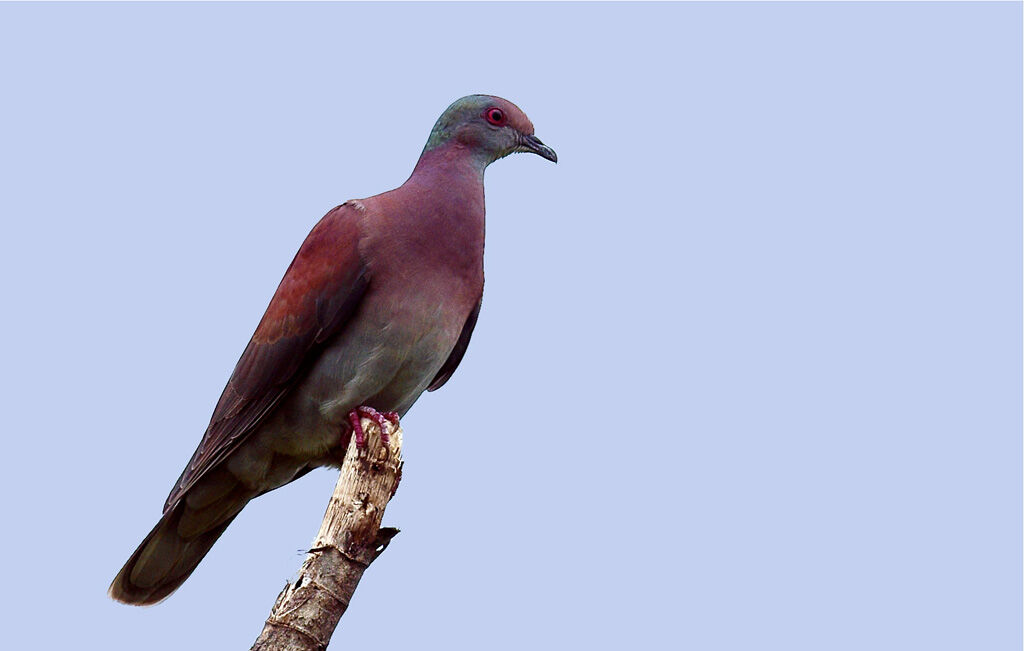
422;95;557;167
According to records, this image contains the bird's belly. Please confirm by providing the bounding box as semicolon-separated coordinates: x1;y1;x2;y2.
247;290;468;468
314;302;460;419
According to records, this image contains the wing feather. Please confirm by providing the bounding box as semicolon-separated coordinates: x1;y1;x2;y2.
427;299;481;392
164;204;368;511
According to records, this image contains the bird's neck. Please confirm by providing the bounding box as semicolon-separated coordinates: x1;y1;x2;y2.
410;141;490;184
400;139;487;226
395;142;486;277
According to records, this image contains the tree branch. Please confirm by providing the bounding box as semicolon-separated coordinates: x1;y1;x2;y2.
251;419;404;651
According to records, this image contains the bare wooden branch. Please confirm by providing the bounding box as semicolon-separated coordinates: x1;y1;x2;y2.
251;419;404;651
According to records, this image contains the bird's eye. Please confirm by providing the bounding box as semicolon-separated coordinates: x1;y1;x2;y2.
485;108;506;126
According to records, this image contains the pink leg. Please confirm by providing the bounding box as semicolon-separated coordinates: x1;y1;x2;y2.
347;405;401;447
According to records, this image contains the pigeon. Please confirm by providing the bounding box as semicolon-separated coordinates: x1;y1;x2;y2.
109;94;556;605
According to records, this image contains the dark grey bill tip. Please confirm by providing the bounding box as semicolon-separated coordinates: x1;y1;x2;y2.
519;134;558;163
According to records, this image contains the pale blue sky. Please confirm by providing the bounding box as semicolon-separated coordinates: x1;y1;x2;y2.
0;2;1020;650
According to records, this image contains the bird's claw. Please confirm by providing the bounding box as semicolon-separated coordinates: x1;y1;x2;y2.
347;406;400;447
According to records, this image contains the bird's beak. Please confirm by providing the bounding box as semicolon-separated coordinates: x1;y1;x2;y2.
517;134;558;163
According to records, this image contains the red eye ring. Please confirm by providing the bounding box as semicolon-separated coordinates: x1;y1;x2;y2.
485;108;506;126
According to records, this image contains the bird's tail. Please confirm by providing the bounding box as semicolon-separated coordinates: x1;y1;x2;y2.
108;479;255;605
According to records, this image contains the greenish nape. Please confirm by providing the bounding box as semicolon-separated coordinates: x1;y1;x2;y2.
421;95;493;154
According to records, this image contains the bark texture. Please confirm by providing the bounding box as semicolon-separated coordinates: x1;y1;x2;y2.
251;419;403;651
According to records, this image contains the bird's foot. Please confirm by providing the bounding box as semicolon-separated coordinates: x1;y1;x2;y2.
347;406;400;447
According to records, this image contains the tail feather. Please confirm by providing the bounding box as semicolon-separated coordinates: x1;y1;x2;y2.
177;484;251;540
109;488;253;606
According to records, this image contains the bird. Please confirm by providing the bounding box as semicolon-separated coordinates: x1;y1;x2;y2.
109;95;556;605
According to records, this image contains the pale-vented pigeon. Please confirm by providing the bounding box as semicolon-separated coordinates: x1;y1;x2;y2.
109;95;556;605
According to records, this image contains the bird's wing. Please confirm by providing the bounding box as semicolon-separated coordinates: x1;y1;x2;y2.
427;299;481;392
164;204;369;512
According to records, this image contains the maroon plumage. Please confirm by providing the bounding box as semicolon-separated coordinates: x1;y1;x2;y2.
109;95;556;605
